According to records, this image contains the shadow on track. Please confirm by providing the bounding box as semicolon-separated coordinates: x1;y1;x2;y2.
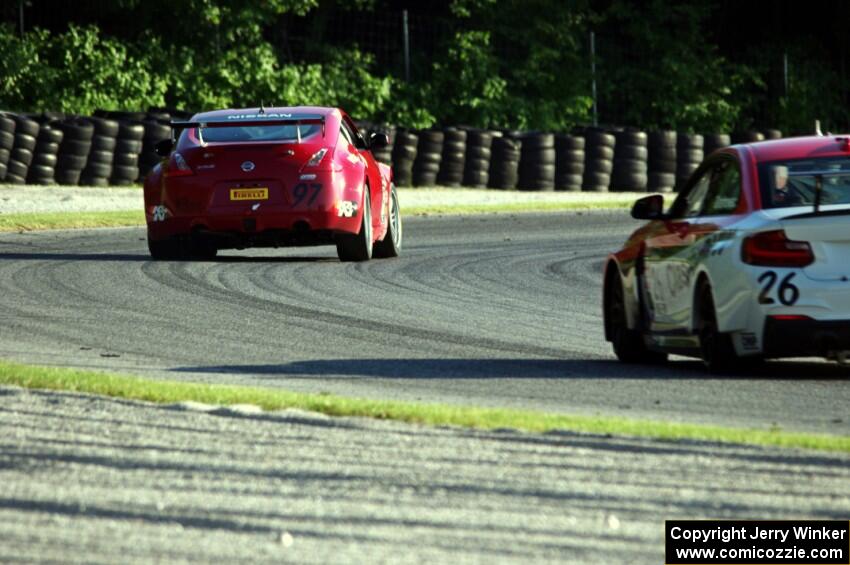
0;252;335;263
173;358;850;381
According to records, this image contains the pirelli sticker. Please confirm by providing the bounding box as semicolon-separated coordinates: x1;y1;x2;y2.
230;187;268;201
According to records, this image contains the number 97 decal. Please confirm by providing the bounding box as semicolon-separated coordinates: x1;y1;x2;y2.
292;183;322;207
757;271;800;306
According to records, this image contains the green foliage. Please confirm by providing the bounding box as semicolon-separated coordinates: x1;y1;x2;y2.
2;1;849;135
596;0;762;133
430;31;510;127
0;24;167;114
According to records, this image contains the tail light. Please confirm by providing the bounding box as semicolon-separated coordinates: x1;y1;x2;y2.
165;152;193;177
742;230;814;267
303;148;328;169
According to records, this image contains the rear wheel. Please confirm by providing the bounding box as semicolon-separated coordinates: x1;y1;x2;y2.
336;185;373;262
697;282;738;372
373;183;402;258
606;272;667;364
147;234;181;260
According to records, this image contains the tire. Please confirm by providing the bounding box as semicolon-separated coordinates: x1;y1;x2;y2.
605;269;667;363
615;145;648;160
91;136;117;152
586;145;615;161
0;115;15;134
117;122;145;142
148;234;182;260
13;133;37;152
11;115;39;137
0;130;13;151
373;183;402;258
33;153;57;167
26;164;55;182
11;147;33;166
57;154;88;170
60;139;93;157
336;184;373;262
6;159;28;178
697;282;737;372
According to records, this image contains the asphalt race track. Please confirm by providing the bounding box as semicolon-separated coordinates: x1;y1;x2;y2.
1;212;848;434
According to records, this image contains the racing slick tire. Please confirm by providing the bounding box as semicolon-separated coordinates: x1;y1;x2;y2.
605;270;667;364
147;234;182;260
696;281;755;372
373;183;402;258
336;185;373;262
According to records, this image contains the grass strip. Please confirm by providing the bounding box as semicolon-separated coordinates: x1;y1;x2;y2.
0;210;144;232
0;194;672;232
403;200;638;215
1;359;847;453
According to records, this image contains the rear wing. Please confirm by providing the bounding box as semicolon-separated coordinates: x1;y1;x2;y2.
170;115;326;143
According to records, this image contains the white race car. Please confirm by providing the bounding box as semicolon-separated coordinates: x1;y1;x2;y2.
603;135;850;370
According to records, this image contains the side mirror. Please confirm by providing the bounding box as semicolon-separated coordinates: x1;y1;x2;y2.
631;194;666;220
369;132;389;149
154;138;174;157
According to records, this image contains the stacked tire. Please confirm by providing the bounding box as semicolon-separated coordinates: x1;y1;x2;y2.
110;121;145;185
518;133;556;191
27;121;63;185
54;119;95;186
611;129;648;191
437;127;466;187
647;130;677;193
412;129;443;187
487;135;520;189
462;129;493;188
703;133;730;156
675;133;703;191
582;129;615;192
6;114;41;184
762;129;782;140
0;114;16;181
554;134;584;191
79;117;119;186
731;130;765;144
391;129;418;187
139;119;170;180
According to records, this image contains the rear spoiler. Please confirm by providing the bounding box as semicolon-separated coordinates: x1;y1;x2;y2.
170;116;326;143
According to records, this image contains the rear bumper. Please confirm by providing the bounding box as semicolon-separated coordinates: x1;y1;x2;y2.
763;317;850;357
147;209;361;248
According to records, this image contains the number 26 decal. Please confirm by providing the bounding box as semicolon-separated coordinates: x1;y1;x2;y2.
757;271;800;306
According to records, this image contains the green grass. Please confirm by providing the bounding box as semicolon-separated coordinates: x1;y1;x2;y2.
0;210;145;232
1;359;848;453
404;199;639;215
0;197;654;232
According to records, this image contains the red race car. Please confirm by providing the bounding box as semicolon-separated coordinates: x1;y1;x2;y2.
143;106;401;262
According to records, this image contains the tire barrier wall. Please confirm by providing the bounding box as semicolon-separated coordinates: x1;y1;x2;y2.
437;127;466;187
518;132;556;191
611;129;648;191
0;113;17;181
582;129;615;192
703;133;731;157
0;108;789;190
554;134;584;191
647;130;676;193
391;129;418;187
5;114;40;184
412;129;443;187
462;129;493;189
675;133;703;191
488;134;520;189
80;117;119;186
27;118;63;185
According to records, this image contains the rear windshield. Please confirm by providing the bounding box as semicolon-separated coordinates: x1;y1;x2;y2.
199;124;321;143
758;156;850;208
